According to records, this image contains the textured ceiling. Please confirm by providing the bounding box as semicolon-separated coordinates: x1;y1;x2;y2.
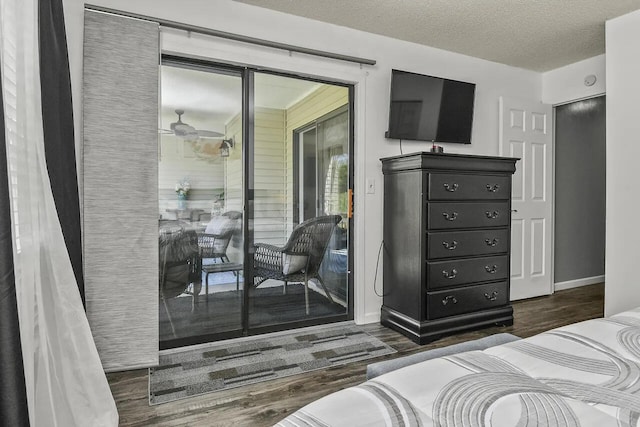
235;0;640;71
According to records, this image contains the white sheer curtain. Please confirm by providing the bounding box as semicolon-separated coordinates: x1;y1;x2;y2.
0;0;118;425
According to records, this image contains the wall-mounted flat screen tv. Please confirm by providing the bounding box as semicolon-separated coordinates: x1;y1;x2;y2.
386;69;476;144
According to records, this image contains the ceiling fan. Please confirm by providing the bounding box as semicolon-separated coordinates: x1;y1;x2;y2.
161;109;225;141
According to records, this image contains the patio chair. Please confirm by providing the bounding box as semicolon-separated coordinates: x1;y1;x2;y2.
198;210;242;263
253;215;342;315
159;228;200;337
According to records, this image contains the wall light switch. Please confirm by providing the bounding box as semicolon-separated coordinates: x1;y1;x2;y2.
366;178;375;194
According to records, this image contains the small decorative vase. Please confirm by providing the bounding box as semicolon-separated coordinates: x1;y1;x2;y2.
177;193;187;210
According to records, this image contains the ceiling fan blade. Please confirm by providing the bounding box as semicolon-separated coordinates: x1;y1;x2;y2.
173;123;197;137
195;129;225;138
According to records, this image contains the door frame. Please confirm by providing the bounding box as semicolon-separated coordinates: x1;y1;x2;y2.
292;104;350;224
245;68;355;338
292;122;317;224
551;94;606;292
159;54;355;349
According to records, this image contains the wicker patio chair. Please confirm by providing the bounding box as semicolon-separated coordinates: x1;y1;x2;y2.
159;228;200;337
197;210;242;263
253;215;342;315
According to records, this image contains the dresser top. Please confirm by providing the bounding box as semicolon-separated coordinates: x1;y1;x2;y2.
381;152;519;174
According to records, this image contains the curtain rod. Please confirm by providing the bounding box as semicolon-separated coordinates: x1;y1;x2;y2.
84;5;377;67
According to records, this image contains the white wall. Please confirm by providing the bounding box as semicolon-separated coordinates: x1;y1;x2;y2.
604;10;640;316
64;0;542;324
542;54;606;105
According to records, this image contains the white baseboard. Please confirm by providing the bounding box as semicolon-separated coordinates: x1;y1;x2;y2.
356;311;381;325
554;275;605;292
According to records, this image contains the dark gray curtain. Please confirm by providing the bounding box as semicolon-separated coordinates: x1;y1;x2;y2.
0;67;31;426
39;0;84;303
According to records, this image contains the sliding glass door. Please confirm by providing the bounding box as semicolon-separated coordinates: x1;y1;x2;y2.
158;59;352;349
249;73;350;331
293;106;350;303
158;61;245;347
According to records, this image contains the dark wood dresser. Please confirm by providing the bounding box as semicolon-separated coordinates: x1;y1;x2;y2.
380;152;519;344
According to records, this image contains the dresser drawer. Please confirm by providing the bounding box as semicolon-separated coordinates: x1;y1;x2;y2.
426;281;509;320
428;228;509;259
428;202;510;230
427;255;508;289
429;173;511;201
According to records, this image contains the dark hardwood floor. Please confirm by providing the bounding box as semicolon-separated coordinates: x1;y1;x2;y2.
108;283;604;426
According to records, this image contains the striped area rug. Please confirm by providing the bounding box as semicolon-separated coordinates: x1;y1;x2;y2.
149;324;396;404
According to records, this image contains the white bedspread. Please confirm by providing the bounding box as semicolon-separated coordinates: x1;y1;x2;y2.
276;308;640;426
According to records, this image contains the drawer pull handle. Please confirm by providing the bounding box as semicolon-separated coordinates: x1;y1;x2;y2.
485;238;499;247
442;295;458;305
486;184;500;192
442;240;458;250
485;211;499;219
443;212;458;221
442;269;458;279
485;265;498;274
443;183;459;192
484;291;499;301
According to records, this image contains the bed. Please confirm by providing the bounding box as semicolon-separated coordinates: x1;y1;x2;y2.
276;308;640;426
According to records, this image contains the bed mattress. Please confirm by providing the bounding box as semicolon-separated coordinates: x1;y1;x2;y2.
276;308;640;426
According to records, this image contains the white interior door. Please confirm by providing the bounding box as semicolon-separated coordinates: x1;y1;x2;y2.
499;97;553;300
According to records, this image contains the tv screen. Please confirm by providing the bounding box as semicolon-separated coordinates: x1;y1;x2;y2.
386;70;476;144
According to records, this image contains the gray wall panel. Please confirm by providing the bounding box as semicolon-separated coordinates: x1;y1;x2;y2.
554;96;606;284
83;11;159;371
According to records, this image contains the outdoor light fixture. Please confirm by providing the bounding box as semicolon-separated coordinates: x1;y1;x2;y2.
220;138;234;158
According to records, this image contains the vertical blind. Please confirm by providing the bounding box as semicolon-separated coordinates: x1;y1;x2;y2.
83;10;160;371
